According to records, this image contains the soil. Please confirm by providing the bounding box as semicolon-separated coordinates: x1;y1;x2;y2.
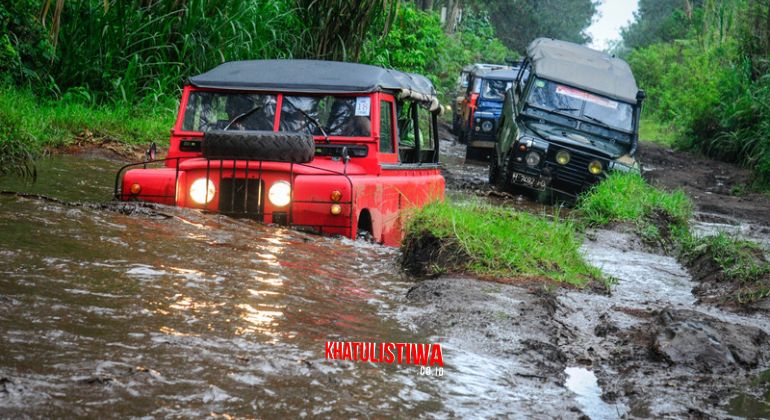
639;141;770;226
407;124;770;417
49;129;162;162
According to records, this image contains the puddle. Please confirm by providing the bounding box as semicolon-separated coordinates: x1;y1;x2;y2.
565;367;624;419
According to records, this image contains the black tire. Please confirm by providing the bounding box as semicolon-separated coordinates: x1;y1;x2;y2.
495;152;512;191
451;114;461;135
202;130;315;163
488;152;499;185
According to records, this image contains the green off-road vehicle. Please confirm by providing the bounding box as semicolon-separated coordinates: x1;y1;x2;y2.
490;38;645;196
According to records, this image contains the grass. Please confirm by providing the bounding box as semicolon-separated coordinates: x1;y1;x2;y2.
639;117;680;147
576;172;693;235
680;232;770;304
402;200;602;287
0;87;175;151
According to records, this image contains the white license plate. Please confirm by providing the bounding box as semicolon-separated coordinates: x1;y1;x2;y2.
511;172;548;190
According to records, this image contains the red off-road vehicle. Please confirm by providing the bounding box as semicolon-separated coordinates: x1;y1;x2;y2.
115;60;445;246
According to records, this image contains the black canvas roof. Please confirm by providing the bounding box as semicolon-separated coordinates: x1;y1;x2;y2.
189;59;437;98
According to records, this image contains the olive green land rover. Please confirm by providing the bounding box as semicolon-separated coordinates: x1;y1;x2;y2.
490;38;645;196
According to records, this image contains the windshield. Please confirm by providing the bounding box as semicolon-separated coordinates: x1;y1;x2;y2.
182;92;276;132
481;79;512;100
181;92;372;137
527;78;634;132
280;95;371;137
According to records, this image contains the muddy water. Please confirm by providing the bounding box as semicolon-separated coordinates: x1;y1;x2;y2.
0;155;456;417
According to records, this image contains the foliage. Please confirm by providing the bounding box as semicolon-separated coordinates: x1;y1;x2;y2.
484;0;598;53
0;0;55;88
295;0;398;61
361;5;513;99
625;0;770;182
619;0;704;52
403;200;602;286
0;87;174;152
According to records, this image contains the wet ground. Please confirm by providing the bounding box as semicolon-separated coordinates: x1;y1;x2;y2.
1;135;769;417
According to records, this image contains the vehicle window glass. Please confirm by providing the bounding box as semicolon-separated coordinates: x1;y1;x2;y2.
379;101;394;153
527;78;634;131
417;105;434;152
280;95;372;137
397;101;415;148
471;77;483;94
482;79;512;100
182;92;276;132
460;72;470;88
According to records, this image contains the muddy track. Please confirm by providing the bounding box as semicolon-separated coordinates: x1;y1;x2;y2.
640;141;770;226
415;124;770;417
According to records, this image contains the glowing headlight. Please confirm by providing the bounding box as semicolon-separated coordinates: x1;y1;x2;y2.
525;151;541;167
268;181;291;207
588;160;603;175
189;178;215;204
481;121;494;132
556;150;571;165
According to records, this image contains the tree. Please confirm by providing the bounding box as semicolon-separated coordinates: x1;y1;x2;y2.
482;0;598;53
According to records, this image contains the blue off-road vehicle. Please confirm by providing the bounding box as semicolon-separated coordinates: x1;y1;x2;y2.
460;67;520;161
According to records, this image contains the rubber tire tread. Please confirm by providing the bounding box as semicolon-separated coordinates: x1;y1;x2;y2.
202;130;315;163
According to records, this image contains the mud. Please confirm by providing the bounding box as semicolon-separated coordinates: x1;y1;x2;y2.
1;129;769;417
429;128;770;417
639;141;770;226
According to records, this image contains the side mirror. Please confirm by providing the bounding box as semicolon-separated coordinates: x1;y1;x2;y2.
636;90;646;104
145;142;157;161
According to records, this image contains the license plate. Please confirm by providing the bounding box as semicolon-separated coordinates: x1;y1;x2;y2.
511;172;548;190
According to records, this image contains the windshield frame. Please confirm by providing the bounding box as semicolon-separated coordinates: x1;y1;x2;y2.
174;87;375;141
480;78;513;101
521;77;638;136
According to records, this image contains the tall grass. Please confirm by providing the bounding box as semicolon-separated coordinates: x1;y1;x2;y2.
48;0;309;103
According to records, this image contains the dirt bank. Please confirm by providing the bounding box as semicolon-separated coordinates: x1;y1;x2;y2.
639;141;770;226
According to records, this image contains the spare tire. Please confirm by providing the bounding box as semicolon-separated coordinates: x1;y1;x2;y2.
202;130;315;163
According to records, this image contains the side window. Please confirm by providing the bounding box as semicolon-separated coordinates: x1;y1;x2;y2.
417;106;434;151
379;100;394;153
397;101;417;163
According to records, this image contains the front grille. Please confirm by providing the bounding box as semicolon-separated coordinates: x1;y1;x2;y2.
219;178;263;218
547;150;597;189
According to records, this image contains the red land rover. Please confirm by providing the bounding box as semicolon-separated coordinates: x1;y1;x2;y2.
115;60;445;246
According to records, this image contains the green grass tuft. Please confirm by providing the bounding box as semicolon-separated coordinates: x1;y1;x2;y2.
577;172;693;229
403;200;602;287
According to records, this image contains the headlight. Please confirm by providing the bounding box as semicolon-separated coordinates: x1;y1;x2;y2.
588;160;603;175
268;181;291;207
481;121;494;132
556;150;571;165
525;151;541;167
189;178;215;204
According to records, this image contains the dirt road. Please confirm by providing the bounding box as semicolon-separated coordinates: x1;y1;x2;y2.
407;129;770;418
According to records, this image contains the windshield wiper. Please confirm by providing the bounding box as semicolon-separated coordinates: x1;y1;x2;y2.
284;100;330;144
224;105;263;130
538;106;579;118
583;114;612;129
